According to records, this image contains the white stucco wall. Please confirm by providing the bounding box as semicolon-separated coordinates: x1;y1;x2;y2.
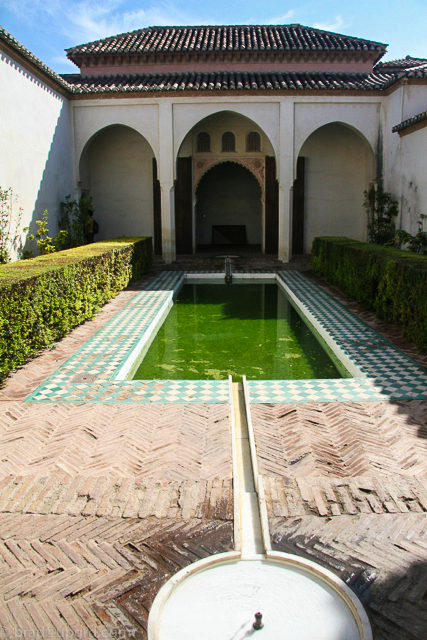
299;122;375;252
383;87;402;198
394;127;427;235
383;83;427;235
80;125;155;240
0;49;72;259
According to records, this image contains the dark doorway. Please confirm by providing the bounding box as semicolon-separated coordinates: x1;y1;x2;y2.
265;156;279;254
196;162;262;252
292;156;305;254
152;158;162;255
175;157;193;255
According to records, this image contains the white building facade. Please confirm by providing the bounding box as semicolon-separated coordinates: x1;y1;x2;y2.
1;24;426;262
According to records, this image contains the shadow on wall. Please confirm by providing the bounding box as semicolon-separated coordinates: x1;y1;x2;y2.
0;50;73;259
23;102;73;256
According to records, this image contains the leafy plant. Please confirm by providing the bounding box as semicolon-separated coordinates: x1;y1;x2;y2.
396;214;427;254
0;237;153;381
311;236;427;352
58;195;93;248
364;185;399;245
27;210;68;256
0;187;24;263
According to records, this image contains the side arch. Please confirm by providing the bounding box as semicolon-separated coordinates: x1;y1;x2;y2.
73;105;159;177
295;120;376;173
79;124;160;248
294;102;380;166
293;121;376;254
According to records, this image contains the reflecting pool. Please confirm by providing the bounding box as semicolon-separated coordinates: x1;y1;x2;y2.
133;283;346;381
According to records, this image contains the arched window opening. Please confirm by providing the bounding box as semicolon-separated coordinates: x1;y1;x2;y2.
222;131;236;152
197;132;211;153
246;131;261;152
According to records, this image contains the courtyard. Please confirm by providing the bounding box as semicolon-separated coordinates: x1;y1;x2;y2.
0;261;426;639
1;16;427;637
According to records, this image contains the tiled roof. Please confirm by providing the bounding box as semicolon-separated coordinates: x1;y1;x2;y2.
66;24;387;59
406;65;427;78
61;70;396;93
375;55;427;71
0;25;71;91
392;109;427;133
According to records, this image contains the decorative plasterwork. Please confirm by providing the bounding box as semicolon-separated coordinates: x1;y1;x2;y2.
193;156;265;201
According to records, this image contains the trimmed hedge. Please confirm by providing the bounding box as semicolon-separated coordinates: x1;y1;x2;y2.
311;237;427;351
0;237;152;381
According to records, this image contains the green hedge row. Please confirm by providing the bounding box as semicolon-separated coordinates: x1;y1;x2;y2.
0;237;153;381
311;237;427;351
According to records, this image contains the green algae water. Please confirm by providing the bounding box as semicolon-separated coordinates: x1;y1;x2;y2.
133;283;345;382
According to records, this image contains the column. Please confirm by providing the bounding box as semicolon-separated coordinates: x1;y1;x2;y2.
158;101;176;263
277;100;295;263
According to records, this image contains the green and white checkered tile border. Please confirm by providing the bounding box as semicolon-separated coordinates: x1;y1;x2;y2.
26;270;427;405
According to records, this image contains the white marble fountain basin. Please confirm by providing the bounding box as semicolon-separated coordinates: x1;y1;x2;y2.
148;553;371;640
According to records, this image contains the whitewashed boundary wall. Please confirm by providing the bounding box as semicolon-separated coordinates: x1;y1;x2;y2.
0;49;72;260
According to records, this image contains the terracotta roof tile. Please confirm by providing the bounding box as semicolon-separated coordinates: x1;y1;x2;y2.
61;70;396;94
375;55;427;71
392;109;427;133
406;65;427;78
66;24;387;60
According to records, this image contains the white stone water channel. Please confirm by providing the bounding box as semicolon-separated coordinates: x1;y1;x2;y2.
148;377;372;640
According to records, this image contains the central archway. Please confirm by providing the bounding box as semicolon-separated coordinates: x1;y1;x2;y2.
195;161;262;251
175;110;278;256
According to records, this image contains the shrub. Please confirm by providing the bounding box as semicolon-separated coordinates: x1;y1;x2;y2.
58;195;93;248
311;236;427;351
0;187;24;263
0;237;153;381
396;214;427;254
26;209;69;256
364;186;398;245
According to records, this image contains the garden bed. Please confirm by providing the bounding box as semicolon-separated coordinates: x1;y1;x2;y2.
311;236;427;351
0;237;152;381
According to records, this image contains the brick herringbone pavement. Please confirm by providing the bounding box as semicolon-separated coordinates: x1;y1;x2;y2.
271;514;427;640
251;401;427;478
252;401;427;639
0;514;233;639
0;401;233;638
0;403;230;479
2;268;427;638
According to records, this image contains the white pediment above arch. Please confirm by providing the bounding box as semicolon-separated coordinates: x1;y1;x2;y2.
73;102;159;170
294;101;381;168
